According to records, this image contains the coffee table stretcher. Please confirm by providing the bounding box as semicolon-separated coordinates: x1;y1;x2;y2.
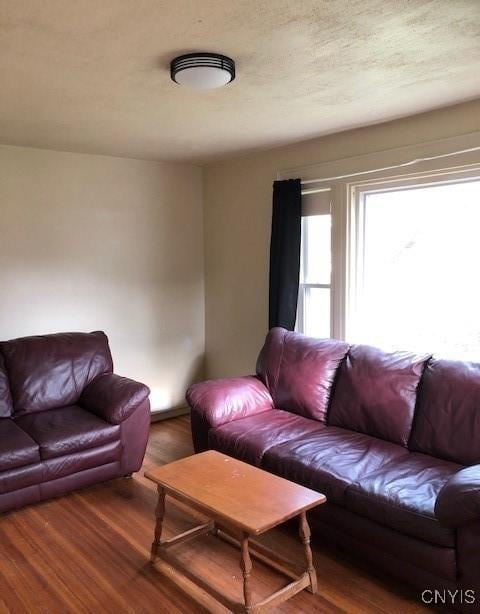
149;484;319;613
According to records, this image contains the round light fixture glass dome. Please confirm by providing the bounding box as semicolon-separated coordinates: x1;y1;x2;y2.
170;53;235;90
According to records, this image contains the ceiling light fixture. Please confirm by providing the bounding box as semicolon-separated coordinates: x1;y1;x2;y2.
170;53;235;90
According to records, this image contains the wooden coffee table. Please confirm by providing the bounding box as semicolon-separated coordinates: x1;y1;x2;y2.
145;450;326;613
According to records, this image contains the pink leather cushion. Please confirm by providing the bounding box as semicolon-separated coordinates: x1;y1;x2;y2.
262;426;408;504
329;344;430;446
256;327;286;393
1;331;113;415
0;355;13;418
410;359;480;465
209;409;324;465
256;328;349;422
345;453;459;547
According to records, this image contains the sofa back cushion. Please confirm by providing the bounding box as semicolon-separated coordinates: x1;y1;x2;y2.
256;327;349;423
1;331;113;415
0;355;13;418
409;359;480;465
329;344;430;447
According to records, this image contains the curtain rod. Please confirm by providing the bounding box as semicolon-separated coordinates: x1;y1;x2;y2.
300;145;480;185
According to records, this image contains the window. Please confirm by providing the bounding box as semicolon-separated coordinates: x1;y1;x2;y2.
297;192;332;338
349;176;480;360
296;164;480;361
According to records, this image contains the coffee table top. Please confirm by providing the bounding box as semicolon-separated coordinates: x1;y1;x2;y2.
145;450;326;535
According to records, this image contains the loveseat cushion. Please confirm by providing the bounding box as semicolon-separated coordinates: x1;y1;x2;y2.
42;440;122;484
209;409;324;466
15;405;120;460
0;463;43;494
409;359;480;465
262;426;409;504
0;440;123;496
1;331;113;415
344;454;461;547
0;355;13;418
0;419;40;471
328;344;430;446
256;328;349;422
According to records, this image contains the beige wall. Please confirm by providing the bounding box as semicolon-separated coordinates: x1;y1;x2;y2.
204;100;480;378
2;99;480;398
0;144;204;412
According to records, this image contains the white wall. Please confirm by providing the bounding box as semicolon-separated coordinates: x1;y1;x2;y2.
204;100;480;379
0;145;204;412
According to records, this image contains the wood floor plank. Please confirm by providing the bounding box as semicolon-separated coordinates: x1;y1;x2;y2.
0;416;446;613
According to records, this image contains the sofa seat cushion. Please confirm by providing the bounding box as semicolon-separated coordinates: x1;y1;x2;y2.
15;405;120;460
262;426;409;504
209;409;324;466
0;418;41;471
344;454;461;547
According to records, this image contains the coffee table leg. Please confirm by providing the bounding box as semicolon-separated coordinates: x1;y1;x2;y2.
299;511;317;594
240;533;253;610
150;486;165;562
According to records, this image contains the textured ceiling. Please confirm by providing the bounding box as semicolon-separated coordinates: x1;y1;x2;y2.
1;1;479;163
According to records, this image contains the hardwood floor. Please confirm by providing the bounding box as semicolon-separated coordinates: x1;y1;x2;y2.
0;416;441;614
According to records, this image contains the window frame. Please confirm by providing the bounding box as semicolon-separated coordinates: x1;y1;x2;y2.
296;190;333;337
295;161;480;345
346;167;480;343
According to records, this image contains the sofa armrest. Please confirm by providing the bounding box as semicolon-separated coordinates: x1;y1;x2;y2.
435;465;480;528
186;376;274;430
80;373;150;425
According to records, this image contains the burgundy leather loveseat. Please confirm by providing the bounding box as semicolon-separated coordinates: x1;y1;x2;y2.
0;331;150;514
187;327;480;611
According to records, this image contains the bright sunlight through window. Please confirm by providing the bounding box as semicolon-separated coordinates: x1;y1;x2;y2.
352;178;480;360
297;214;332;338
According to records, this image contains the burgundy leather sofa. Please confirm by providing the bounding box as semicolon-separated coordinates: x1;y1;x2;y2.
187;327;480;611
0;331;150;514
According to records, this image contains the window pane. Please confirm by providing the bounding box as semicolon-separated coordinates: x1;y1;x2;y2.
355;179;480;360
302;215;331;285
304;287;330;338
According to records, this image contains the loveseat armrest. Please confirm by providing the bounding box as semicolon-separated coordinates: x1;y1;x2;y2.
435;465;480;528
80;373;150;425
186;376;274;452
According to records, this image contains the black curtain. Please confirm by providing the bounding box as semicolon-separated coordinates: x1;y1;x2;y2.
268;178;302;330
